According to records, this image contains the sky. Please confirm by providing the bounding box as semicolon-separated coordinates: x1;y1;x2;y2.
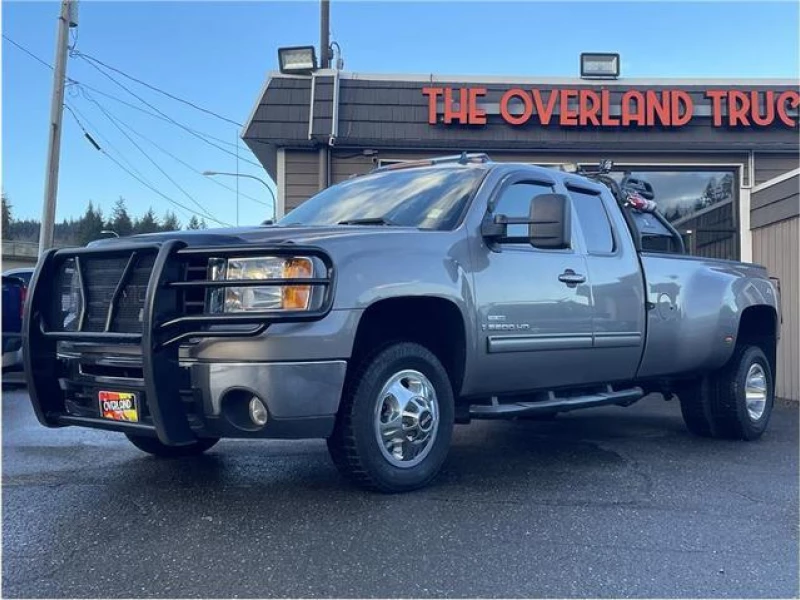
2;0;799;228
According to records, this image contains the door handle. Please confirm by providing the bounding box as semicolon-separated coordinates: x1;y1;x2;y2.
558;269;586;286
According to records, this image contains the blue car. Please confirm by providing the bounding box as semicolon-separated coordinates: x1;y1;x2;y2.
2;268;32;380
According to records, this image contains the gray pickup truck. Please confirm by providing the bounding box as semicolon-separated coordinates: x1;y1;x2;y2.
24;155;781;492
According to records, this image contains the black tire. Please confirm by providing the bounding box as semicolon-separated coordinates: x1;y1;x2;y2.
678;376;715;438
327;342;454;493
126;434;219;458
709;345;774;440
678;345;774;441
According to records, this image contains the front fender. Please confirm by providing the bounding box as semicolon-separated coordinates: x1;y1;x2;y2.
324;228;478;368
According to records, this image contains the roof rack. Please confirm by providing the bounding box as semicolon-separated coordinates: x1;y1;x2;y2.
371;152;491;173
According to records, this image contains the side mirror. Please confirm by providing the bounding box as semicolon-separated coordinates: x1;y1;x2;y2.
528;193;571;249
481;193;571;249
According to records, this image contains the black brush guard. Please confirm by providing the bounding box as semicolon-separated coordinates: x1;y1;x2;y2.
23;239;335;445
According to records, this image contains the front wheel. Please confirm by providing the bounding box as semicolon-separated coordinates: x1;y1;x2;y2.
126;434;219;458
327;342;454;493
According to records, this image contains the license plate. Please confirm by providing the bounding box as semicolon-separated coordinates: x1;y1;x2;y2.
98;391;139;422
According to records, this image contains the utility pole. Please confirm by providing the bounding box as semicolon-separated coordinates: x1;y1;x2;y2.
39;0;77;256
320;0;330;68
235;131;240;226
318;0;330;191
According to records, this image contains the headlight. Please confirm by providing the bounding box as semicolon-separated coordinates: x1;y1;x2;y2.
209;256;313;312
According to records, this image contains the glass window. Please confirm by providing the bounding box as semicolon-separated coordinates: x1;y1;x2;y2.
608;170;735;224
569;189;615;253
493;182;554;239
278;166;486;230
607;169;738;259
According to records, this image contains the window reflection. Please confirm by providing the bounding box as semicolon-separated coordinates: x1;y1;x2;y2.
607;170;735;224
608;170;738;260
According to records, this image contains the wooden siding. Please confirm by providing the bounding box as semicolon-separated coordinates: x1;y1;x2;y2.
754;153;800;185
751;173;800;229
752;216;800;401
327;79;799;153
285;150;319;212
244;75;799;185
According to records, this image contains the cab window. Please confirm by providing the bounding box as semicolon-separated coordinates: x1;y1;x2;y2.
568;189;615;254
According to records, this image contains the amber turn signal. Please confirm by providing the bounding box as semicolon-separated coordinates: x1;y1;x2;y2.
282;258;312;310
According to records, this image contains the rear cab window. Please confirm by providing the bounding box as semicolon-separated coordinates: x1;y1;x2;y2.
567;188;615;254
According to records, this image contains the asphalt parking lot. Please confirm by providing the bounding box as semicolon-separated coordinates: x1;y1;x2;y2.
2;387;798;598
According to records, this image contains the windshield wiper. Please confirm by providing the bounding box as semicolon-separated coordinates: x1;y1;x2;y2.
337;217;398;226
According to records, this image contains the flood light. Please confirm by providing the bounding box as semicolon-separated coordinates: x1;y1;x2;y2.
580;53;620;79
278;46;317;75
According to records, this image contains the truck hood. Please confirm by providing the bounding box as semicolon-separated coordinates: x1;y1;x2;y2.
88;224;422;249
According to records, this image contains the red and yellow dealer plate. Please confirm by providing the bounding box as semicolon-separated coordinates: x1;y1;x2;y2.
98;391;139;422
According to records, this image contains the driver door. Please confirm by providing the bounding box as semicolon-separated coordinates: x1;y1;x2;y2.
469;178;594;395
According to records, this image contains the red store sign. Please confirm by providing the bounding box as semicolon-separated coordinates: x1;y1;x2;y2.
422;87;800;128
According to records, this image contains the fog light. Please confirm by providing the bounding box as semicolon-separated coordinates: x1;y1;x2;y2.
249;397;268;427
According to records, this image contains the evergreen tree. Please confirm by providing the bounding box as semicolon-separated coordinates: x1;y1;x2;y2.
77;202;105;245
110;197;133;237
186;215;201;230
161;211;180;231
133;208;159;234
55;218;78;246
199;218;208;229
2;193;11;239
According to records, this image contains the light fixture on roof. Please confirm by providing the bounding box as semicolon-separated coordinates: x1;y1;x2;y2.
580;53;620;79
278;46;318;75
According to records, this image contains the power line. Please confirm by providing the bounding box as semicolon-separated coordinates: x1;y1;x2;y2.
2;34;54;70
64;103;100;148
105;153;217;225
66;104;222;226
83;94;225;225
78;95;270;207
73;51;243;127
75;53;263;168
64;101;231;226
65;102;153;183
75;84;244;149
4;34;255;155
6;34;271;221
64;102;194;223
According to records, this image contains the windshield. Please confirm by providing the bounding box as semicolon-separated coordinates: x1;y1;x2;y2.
278;166;486;230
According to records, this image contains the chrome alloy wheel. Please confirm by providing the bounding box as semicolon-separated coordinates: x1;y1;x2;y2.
745;363;768;421
373;369;439;468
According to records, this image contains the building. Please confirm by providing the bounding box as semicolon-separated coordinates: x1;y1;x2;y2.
242;69;800;401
